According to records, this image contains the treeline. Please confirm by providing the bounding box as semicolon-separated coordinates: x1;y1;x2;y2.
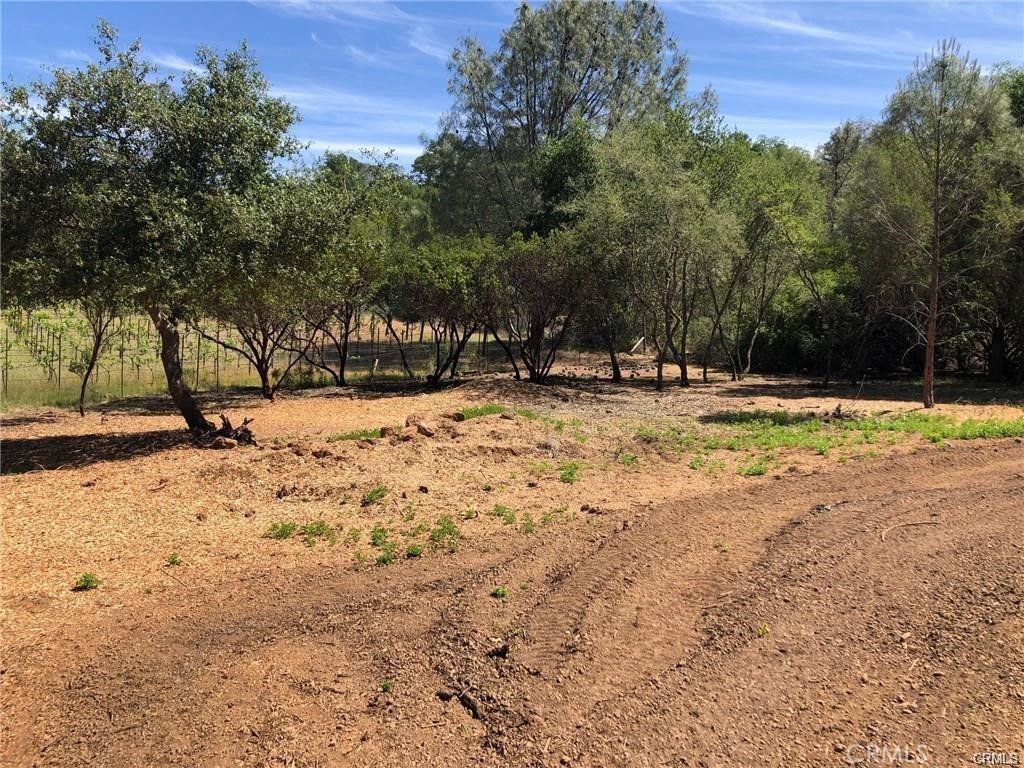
2;4;1022;433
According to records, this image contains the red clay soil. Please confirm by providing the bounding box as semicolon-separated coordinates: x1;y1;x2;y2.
3;435;1022;766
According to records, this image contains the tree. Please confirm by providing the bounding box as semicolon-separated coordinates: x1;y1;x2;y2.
398;236;494;382
489;230;583;383
195;177;345;399
880;39;1002;407
1;23;298;432
427;0;687;237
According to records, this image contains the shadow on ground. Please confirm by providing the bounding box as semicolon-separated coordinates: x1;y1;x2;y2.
0;429;190;474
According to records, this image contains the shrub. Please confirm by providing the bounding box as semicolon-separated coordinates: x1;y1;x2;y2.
73;572;101;591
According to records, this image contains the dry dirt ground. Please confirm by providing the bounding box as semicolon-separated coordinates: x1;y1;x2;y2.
1;362;1022;767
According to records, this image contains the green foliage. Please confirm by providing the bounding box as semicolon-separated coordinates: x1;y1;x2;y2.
459;403;505;419
491;505;516;525
73;572;101;591
558;461;582;484
520;513;536;535
375;544;397;566
165;553;182;566
370;526;390;547
405;544;424;559
429;515;461;552
329;428;383;442
490;586;509;599
737;456;771;477
362;486;388;506
300;520;336;547
265;521;297;540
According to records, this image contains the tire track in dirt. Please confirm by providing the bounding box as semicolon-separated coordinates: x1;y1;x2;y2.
457;441;1023;765
543;443;1024;766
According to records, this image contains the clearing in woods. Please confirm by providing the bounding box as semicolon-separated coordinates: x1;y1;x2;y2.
1;366;1022;767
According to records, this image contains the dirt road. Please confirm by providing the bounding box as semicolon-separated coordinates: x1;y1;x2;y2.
2;439;1022;767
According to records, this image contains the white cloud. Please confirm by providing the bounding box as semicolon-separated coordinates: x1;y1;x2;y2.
409;26;450;62
270;82;441;120
151;51;202;73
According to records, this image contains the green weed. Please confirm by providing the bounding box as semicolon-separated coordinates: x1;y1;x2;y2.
73;572;101;591
459;403;505;419
491;586;508;599
328;428;383;442
265;521;297;540
300;520;336;547
429;515;461;552
491;504;516;525
559;461;582;484
362;485;388;506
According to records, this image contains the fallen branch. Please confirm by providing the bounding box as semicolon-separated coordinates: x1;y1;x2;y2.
880;520;939;542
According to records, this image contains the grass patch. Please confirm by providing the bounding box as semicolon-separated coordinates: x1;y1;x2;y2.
491;504;517;525
405;543;423;558
429;515;461;552
520;513;536;534
72;572;101;591
300;520;336;547
370;526;390;548
362;485;388;506
700;409;1024;458
491;585;508;599
165;553;182;566
616;450;639;467
558;461;582;484
459;403;505;419
328;427;383;442
737;456;771;476
542;505;569;525
345;527;363;544
375;544;397;566
265;521;298;540
514;407;539;420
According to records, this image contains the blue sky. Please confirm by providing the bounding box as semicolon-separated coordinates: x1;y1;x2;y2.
2;1;1022;164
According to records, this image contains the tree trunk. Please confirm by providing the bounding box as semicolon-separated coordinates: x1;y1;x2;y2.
603;331;621;383
923;59;945;410
78;333;103;417
148;307;215;433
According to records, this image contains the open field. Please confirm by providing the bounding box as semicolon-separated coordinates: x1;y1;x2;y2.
1;364;1023;767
